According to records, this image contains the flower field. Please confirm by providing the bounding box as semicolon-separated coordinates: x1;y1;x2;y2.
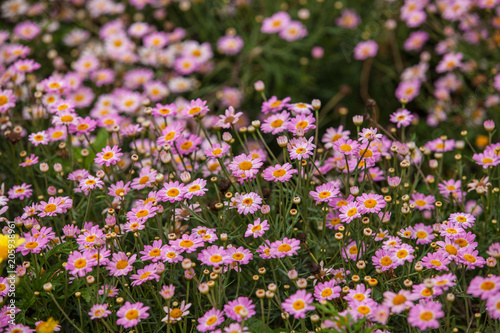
1;0;500;332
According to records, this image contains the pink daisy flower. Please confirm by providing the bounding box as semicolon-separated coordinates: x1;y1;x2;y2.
224;297;256;322
159;181;187;203
197;308;224;332
108;181;131;200
486;294;500;319
28;131;49;146
198;245;230;267
372;248;396;271
383;290;417;314
261;111;290;134
235;192;262;215
262;163;297;182
107;252;136;277
245;218;269;238
261;96;291;114
130;263;160;286
354;40;378;60
408;301;444;331
65;250;95;277
421;251;451;271
204;143;230;160
288;136;316;160
270;237;301;258
390;109;414;128
356;193;386;214
229;154;264;179
339;201;362;223
467;276;500;300
89;304;112;320
170;234;204;254
95;145;123;167
314;280;341;301
19;154;39;167
79;176;104;194
310;182;341;204
281;290;315;319
182;98;209;118
288;114;316;136
116;302;150;329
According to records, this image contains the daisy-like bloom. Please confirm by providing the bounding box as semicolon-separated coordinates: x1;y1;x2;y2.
448;212;475;229
412;223;435;245
198;245;230;267
19;154;39;167
322;125;351;149
234;192;262;215
314;280;341;301
69;116;97;136
390;109;414;128
79;176;104;194
467;276;500;300
65;250;95;277
152;102;177;118
262;163;297;182
176;134;203;155
333;138;360;156
95;145;123;167
116;302;150;329
408;300;444;331
184;179;208;200
486;293;500;320
288;114;316;136
197;308;225;332
163;246;184;264
261;96;291;114
28;131;49;146
356;193;386;214
421;251;452;271
339;201;362;223
159;181;187;203
261;12;291;33
410;193;435;210
131;167;157;190
217;34;244;55
354;40;378;60
204;143;230;160
432;273;457;291
108;181;131;200
393;243;415;264
0;89;16;113
229;153;263;178
372;248;396;272
261;111;290;134
124;221;146;233
162;300;191;323
224;297;256;322
438;179;461;197
170;234;204;254
425;138;456;153
131;263;160;286
98;285;119;298
458;249;486;269
36;197;64;217
245;218;269;238
279;20;307;41
395;80;421;102
472;151;500;168
157;123;184;147
282;290;315;319
216;106;243;129
270;237;301;258
288;136;316;160
436;52;463;73
383;290;417;314
47;126;67;142
182;98;209;118
17;236;49;256
336;9;361;29
126;202;159;223
52;110;79;126
89;304;111;320
107;252;136;277
8;183;32;200
310;182;341;204
227;246;253;269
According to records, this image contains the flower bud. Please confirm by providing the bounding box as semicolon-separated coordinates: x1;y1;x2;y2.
353;115;363;126
254;80;265;92
277;136;288;147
